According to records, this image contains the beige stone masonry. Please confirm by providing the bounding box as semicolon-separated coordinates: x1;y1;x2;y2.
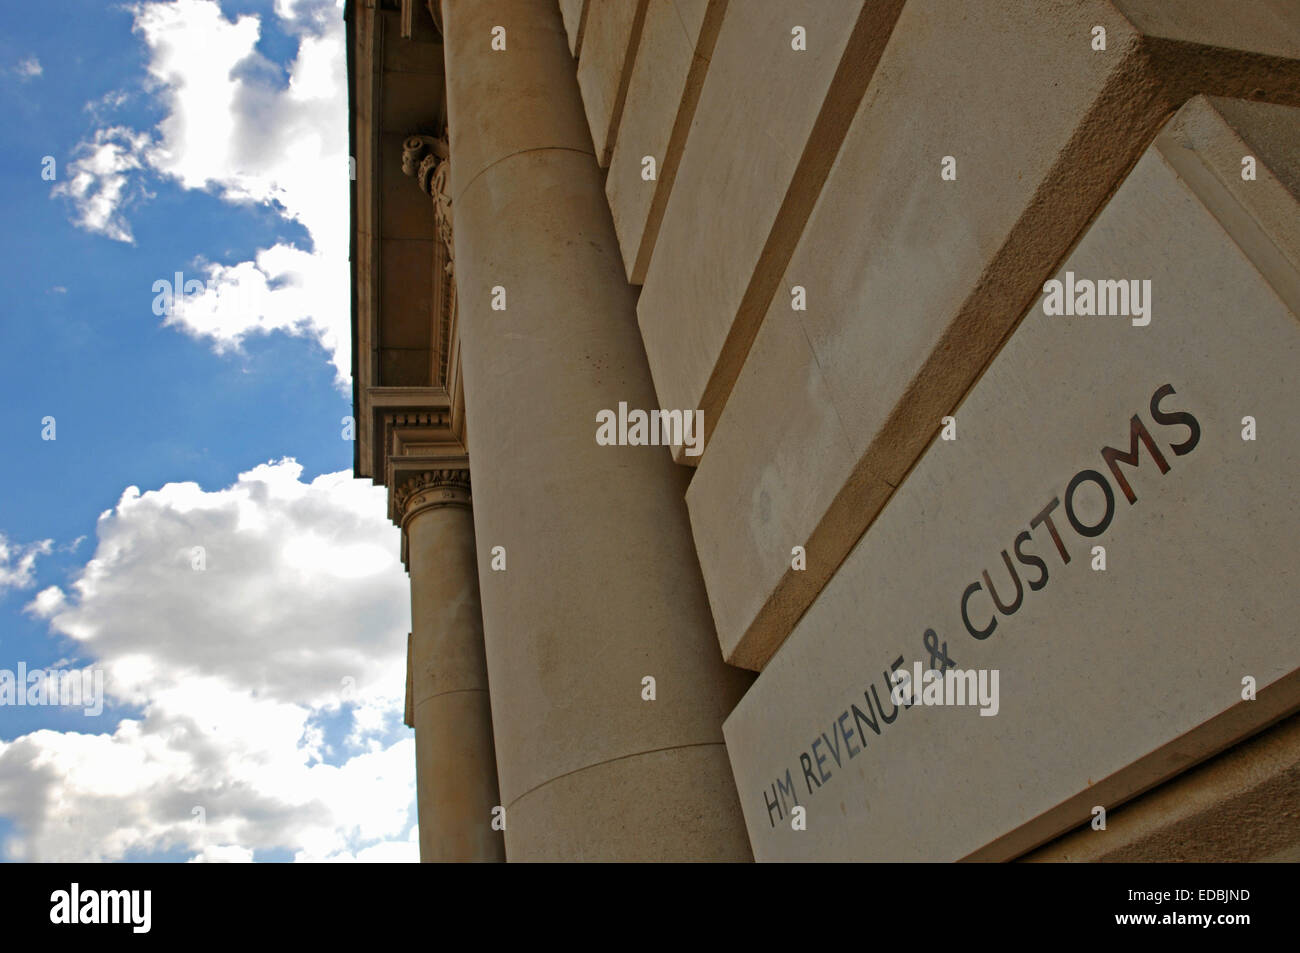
400;470;505;862
441;0;753;861
604;0;724;284
575;0;648;167
686;0;1300;671
721;94;1300;861
637;0;903;464
559;0;588;58
350;3;450;479
1024;711;1300;862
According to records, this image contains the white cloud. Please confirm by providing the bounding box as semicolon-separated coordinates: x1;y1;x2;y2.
59;535;86;553
164;245;347;379
24;586;66;618
51;126;151;244
0;534;53;594
16;56;42;80
84;89;132;123
188;843;254;862
56;0;353;385
1;461;416;862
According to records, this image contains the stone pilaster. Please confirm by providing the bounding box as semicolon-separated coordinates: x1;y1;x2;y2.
396;469;505;862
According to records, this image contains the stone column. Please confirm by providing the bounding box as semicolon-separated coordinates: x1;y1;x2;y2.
440;0;754;860
398;469;505;862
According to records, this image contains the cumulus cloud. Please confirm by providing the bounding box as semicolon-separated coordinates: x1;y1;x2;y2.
55;0;352;385
0;534;53;594
164;246;345;376
0;461;416;862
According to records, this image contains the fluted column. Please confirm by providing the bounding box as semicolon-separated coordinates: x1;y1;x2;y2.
440;0;753;860
397;469;505;862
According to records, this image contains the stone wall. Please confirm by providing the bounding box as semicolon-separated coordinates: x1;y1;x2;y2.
557;0;1300;861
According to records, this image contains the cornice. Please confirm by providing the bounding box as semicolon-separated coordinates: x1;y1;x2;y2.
350;4;455;480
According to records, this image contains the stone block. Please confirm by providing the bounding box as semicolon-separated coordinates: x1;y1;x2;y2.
379;69;443;134
605;0;720;283
379;132;436;240
575;0;646;166
379;238;435;351
721;96;1300;861
688;1;1300;671
636;0;899;462
505;745;751;860
560;0;587;57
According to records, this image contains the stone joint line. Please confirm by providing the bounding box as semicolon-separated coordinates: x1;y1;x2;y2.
503;741;730;813
454;145;597;205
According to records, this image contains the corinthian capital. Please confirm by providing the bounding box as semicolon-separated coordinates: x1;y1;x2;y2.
393;468;471;526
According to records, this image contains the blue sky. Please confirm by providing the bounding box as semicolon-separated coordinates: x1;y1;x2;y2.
0;0;416;862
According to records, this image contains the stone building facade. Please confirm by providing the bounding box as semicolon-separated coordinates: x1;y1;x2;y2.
347;0;1300;861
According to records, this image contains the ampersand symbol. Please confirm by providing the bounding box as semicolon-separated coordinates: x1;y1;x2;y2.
924;628;956;672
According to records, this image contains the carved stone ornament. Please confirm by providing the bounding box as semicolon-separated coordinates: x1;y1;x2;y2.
393;469;471;525
401;131;455;316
